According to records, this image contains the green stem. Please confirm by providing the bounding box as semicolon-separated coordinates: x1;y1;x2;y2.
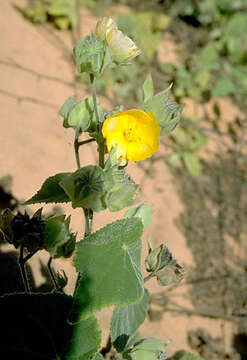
98;139;105;169
48;257;58;290
78;138;96;146
74;132;80;169
90;73;105;168
83;208;94;237
90;74;100;132
19;244;31;293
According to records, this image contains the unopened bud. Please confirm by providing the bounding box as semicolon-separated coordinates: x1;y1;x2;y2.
106;28;141;64
145;244;163;273
145;244;185;286
95;17;117;38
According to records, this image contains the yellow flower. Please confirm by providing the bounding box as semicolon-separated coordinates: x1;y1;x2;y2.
95;17;117;38
106;28;141;63
102;109;161;163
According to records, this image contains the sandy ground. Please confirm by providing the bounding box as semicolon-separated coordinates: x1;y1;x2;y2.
0;1;239;357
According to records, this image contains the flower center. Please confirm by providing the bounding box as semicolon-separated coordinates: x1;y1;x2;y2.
124;124;141;143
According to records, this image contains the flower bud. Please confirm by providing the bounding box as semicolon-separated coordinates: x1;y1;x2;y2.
106;28;141;64
73;36;108;76
145;244;185;286
145;244;163;273
95;17;117;38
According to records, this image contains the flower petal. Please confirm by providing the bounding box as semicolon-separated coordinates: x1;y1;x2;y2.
102;109;160;162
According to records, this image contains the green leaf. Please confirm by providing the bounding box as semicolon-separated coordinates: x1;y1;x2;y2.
48;0;77;27
142;85;182;136
111;289;150;352
194;43;220;71
104;164;137;212
91;353;104;360
60;166;106;212
45;215;75;258
70;218;144;322
169;350;202;360
193;70;211;91
129;338;166;360
182;152;202;177
105;181;138;212
61;96;104;133
167;152;181;166
212;77;236;97
25;173;71;205
67;317;101;360
54;16;70;29
59;96;77;128
0;293;100;360
125;203;153;231
143;74;154;102
68;97;92;132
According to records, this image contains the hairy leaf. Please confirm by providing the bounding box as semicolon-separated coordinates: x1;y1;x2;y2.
45;215;75;258
143;74;154;102
169;351;202;360
141;85;182;136
182;152;202;177
66;96;104;133
104;164;137;212
111;289;150;352
60;166;106;211
91;353;104;360
59;96;77;128
25;173;71;205
70;218;144;322
130;338;166;360
125;203;153;231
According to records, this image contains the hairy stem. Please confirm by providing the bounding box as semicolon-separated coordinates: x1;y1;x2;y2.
74;132;81;169
90;74;100;132
83;208;94;237
78;138;96;146
19;244;31;293
90;74;105;168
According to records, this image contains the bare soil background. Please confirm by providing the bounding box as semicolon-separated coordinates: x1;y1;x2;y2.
1;1;247;358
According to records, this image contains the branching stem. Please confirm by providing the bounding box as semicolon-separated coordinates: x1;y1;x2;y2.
78;138;96;146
